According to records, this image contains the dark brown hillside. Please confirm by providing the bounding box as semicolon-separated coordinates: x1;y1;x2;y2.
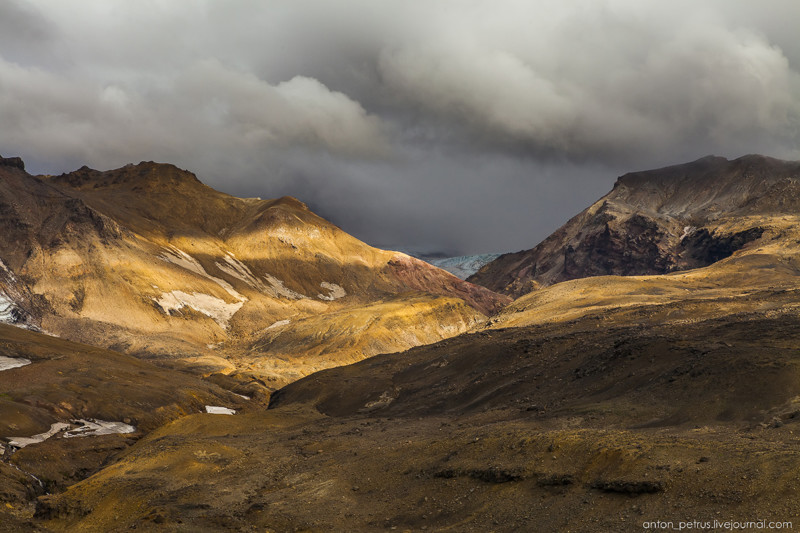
469;154;800;297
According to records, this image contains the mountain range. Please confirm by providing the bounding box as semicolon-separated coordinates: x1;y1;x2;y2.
3;153;800;531
0;155;506;387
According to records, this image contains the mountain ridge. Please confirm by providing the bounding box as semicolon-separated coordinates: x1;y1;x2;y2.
469;154;800;297
0;156;508;386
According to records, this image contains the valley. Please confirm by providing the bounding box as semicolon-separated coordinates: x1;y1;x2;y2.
3;154;800;531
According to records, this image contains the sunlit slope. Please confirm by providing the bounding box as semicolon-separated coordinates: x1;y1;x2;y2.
20;154;800;532
487;219;800;330
470;154;800;297
0;156;507;380
239;293;484;384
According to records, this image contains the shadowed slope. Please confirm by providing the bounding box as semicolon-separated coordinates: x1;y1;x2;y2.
36;309;800;531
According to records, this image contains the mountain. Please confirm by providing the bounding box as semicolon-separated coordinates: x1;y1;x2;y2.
0;155;507;385
30;154;800;531
427;253;502;280
469;154;800;297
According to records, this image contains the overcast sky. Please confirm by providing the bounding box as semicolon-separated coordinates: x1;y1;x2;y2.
2;1;800;255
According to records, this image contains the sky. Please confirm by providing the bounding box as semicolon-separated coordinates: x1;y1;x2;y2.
2;1;800;255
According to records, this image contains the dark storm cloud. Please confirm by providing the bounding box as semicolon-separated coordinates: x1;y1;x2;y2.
0;1;55;66
2;1;800;254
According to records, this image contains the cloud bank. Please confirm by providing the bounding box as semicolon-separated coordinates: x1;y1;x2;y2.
2;0;799;254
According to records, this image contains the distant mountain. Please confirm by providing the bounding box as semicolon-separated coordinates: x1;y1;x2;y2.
469;154;800;297
425;254;502;279
0;155;507;385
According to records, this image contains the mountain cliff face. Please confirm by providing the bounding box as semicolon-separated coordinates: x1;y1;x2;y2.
0;155;507;383
469;155;800;297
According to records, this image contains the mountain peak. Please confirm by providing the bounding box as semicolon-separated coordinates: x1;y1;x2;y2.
470;153;800;297
269;195;309;211
612;153;800;196
51;161;203;192
0;155;25;171
613;154;729;189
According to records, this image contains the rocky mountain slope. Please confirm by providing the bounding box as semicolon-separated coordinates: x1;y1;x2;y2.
469;154;800;297
0;155;507;384
8;153;800;531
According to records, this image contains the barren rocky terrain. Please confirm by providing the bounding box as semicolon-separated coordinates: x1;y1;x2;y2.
3;154;800;531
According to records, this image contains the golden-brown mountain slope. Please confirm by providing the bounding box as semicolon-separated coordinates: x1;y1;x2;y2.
469;154;800;297
0;155;507;384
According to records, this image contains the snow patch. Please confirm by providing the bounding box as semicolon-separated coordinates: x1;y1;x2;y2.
0;356;31;372
0;293;17;324
5;420;135;449
7;423;70;448
215;254;268;292
317;282;346;301
158;246;245;301
154;291;244;329
680;225;697;241
267;319;291;330
216;254;311;302
159;245;210;278
62;419;135;438
205;406;236;415
263;274;307;300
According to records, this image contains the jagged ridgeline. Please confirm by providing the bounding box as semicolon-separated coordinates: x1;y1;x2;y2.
0;155;507;385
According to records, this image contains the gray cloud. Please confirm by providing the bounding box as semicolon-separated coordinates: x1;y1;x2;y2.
2;1;800;254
